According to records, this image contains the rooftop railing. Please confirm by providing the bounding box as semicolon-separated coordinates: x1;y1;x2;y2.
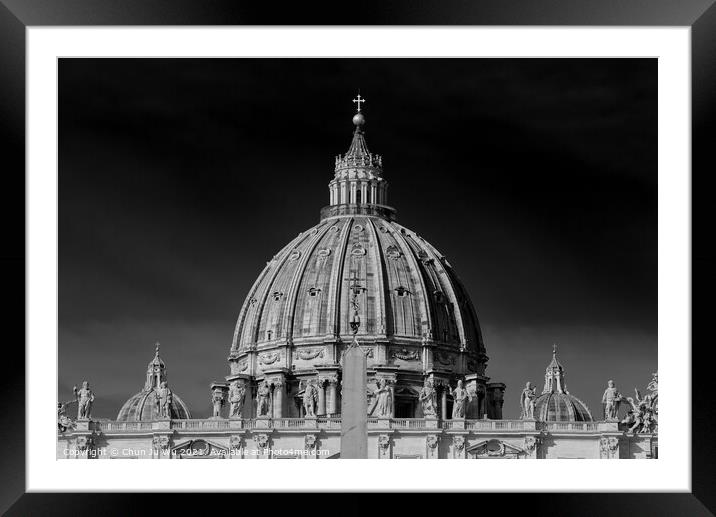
544;422;599;432
80;418;608;434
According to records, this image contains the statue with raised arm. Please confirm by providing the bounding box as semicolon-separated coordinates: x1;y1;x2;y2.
256;380;272;417
156;381;173;419
448;380;472;419
228;381;246;418
73;380;94;420
419;378;438;418
520;381;536;420
303;380;318;417
601;380;622;421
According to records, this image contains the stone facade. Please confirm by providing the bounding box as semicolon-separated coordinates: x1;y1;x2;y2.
56;418;657;459
57;99;657;460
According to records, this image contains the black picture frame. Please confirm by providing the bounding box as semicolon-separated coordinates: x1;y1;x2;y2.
1;1;712;515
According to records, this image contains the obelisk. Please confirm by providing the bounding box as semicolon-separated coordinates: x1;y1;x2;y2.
340;273;368;458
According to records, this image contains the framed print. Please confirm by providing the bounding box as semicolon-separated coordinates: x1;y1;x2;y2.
1;1;713;514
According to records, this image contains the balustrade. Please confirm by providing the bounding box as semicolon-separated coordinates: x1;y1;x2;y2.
85;417;605;434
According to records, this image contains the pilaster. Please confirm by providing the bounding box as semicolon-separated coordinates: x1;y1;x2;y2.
73;434;95;459
251;432;272;459
425;434;440;459
599;435;621;459
377;433;392;459
451;435;467;459
523;435;541;459
152;434;172;459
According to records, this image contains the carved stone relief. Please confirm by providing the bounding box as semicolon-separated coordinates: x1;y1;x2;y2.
391;348;420;361
294;348;325;360
258;352;281;365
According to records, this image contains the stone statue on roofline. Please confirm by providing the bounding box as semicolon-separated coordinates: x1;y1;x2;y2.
303;380;318;417
228;381;246;418
419;378;438;418
73;380;94;420
211;386;225;418
256;380;272;417
57;402;75;432
622;373;658;433
520;381;536;420
369;378;392;417
448;380;472;419
601;379;622;421
156;381;173;419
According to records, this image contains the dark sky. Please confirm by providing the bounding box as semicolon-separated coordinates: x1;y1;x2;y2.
58;58;657;419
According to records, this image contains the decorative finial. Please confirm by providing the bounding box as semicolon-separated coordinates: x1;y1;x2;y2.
552;343;557;357
155;341;160;356
352;93;365;112
352;93;366;128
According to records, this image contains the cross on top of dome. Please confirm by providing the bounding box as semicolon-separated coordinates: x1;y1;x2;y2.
352;93;365;112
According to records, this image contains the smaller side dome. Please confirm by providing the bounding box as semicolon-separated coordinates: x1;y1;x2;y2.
116;391;191;421
534;345;593;422
534;392;593;422
116;343;192;421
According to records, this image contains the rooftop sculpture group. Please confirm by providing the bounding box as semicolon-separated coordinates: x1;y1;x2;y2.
622;373;658;434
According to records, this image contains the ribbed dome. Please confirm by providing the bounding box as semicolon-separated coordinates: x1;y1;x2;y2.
228;216;486;376
534;392;593;422
117;389;191;421
534;346;593;422
116;343;192;421
228;106;487;378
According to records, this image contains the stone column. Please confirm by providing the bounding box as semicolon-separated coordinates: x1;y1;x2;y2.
272;380;285;418
326;377;339;415
441;386;448;420
389;381;395;418
317;380;327;416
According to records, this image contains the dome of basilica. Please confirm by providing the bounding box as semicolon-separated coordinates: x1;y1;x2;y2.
228;112;486;378
226;104;501;420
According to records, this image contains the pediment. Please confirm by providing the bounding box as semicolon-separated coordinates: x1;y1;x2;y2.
171;438;228;458
466;439;524;458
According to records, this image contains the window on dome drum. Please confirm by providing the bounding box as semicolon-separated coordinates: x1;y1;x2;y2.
308;287;321;297
266;330;273;340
